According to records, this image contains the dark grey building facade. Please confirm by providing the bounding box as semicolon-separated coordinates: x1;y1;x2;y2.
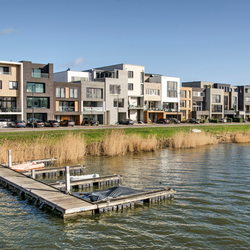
22;61;54;121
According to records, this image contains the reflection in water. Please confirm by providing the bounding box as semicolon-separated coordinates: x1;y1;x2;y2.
0;143;250;249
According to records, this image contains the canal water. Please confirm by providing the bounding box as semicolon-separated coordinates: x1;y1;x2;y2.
0;143;250;249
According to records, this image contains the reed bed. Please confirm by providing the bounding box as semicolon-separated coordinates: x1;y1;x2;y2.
167;131;218;149
1;129;250;164
0;133;86;164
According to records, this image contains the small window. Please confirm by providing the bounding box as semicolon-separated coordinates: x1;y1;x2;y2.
140;72;144;83
128;71;133;78
56;87;65;98
0;80;2;89
128;83;133;90
9;81;18;90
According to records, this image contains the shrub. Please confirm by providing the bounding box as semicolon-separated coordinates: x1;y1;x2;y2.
227;118;232;123
233;117;243;123
210;119;219;123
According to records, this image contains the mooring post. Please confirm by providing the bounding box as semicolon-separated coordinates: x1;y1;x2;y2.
31;169;35;179
8;150;12;168
65;166;70;194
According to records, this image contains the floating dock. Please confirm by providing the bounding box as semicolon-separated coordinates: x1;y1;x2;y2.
22;164;85;178
50;174;122;189
0;165;176;218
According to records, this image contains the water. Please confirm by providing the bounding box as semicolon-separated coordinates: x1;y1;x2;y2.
1;143;250;249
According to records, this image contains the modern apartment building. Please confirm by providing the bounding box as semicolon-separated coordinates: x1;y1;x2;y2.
237;85;250;119
22;61;54;121
0;61;23;122
54;81;81;124
144;74;181;122
180;87;192;120
87;64;144;123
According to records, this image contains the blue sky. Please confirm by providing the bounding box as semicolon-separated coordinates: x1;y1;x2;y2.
1;0;250;85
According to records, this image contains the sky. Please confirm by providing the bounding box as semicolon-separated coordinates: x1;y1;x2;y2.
1;0;250;86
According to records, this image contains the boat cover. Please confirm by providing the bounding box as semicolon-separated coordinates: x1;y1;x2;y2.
79;185;144;202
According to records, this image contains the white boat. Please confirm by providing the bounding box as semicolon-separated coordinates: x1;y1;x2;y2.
191;129;201;133
70;174;99;181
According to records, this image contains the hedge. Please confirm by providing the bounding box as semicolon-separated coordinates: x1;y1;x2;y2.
210;119;219;123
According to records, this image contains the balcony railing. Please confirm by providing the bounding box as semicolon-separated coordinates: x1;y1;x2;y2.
128;105;145;109
32;72;49;78
0;107;21;112
82;107;104;112
59;108;75;112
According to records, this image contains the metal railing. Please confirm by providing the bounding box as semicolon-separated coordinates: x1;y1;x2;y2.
0;107;21;112
32;72;49;78
58;108;75;112
82;107;104;112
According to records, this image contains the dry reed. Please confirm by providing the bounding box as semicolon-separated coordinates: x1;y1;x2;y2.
167;131;218;149
1;129;250;164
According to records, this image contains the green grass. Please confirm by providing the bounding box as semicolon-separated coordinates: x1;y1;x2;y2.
1;124;250;144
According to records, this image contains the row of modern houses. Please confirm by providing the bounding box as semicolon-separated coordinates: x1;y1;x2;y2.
0;60;249;125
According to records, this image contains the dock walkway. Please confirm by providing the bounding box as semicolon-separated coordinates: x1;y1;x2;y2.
0;165;96;217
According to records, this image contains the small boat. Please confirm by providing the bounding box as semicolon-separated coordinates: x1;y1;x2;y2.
11;162;45;172
191;129;201;133
70;174;99;181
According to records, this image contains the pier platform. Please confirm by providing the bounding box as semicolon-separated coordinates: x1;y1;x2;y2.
0;165;176;218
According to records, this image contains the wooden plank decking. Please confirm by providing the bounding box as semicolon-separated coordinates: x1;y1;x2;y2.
0;165;176;218
0;165;96;217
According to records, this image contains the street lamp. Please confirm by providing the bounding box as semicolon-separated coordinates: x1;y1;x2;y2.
32;84;35;128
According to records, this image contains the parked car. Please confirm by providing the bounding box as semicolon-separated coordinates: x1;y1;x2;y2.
219;118;227;123
45;120;60;127
9;120;26;128
82;117;99;126
171;118;180;124
27;120;44;128
156;118;170;124
187;118;200;124
60;119;75;127
119;119;134;125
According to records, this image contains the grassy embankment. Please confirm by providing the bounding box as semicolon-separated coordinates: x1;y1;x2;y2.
1;124;250;164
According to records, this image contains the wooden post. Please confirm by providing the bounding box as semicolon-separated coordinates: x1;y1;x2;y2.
8;150;12;168
65;166;70;193
31;169;35;179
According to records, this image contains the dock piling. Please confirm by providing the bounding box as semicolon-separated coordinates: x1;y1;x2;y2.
65;166;70;193
8;150;12;168
31;169;35;179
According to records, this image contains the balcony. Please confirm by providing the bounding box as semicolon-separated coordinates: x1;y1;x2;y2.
32;72;49;78
82;107;104;112
128;105;145;109
59;108;75;112
0;107;21;113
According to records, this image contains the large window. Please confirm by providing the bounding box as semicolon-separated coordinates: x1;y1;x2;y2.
128;71;133;78
113;98;124;107
146;89;160;95
70;88;78;98
27;113;47;121
180;90;186;98
212;95;221;103
9;81;18;90
167;81;177;97
0;97;16;110
56;87;65;98
212;105;222;112
109;85;121;95
32;68;49;78
140;72;144;83
27;97;49;109
180;100;186;108
86;88;103;98
193;91;201;97
128;83;133;90
0;66;11;75
27;82;45;93
59;101;75;112
245;97;250;102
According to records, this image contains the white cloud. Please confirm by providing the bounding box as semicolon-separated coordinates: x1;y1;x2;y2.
59;57;86;70
0;28;19;35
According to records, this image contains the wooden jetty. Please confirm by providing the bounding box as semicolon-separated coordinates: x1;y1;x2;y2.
50;174;122;189
22;164;85;178
0;165;176;218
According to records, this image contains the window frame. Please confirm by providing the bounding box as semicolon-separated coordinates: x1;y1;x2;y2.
9;81;18;90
